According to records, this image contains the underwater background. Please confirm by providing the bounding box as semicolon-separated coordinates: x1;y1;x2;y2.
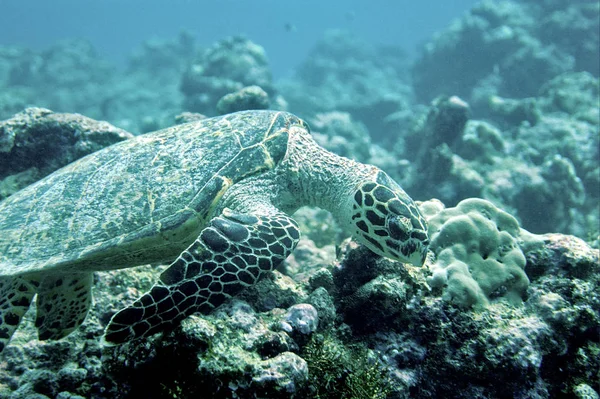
0;0;598;398
0;0;479;77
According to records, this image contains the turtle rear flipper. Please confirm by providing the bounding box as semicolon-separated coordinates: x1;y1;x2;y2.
35;273;93;341
0;276;38;352
104;208;301;345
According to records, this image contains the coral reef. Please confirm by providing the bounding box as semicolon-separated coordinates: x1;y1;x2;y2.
405;74;598;237
180;36;276;116
309;112;372;163
216;85;270;115
0;39;114;121
412;0;598;104
0;36;189;134
280;30;413;141
331;219;599;398
1;210;597;398
0;106;596;397
0;0;598;397
103;297;311;398
128;31;196;81
423;198;537;307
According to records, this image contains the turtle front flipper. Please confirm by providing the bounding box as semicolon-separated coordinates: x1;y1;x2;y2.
104;208;301;345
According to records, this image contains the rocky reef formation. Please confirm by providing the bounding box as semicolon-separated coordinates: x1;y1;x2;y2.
180;36;281;117
279;30;413;144
0;108;132;200
0;0;598;397
0;35;192;134
0;39;114;121
0;189;596;398
412;0;599;105
402;74;598;237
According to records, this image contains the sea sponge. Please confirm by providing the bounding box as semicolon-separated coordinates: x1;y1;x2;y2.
423;198;533;307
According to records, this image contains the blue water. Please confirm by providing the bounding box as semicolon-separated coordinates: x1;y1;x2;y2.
0;0;478;77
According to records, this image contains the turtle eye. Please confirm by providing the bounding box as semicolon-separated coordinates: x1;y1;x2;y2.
389;216;410;241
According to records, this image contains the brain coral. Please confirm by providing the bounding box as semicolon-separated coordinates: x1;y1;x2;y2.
422;198;536;307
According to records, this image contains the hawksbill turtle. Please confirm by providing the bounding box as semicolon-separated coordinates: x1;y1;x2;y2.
0;110;429;351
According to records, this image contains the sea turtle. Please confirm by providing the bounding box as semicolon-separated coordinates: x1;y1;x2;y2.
0;110;429;351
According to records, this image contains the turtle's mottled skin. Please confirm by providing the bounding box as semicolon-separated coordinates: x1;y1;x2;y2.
0;110;428;351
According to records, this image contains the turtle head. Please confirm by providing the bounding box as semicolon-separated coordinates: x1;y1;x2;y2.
349;170;429;266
